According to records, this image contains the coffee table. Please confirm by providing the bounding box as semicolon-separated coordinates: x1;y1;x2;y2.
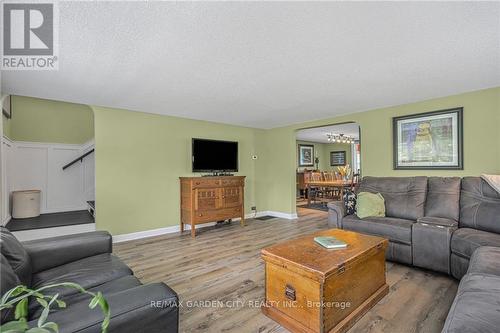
261;229;389;333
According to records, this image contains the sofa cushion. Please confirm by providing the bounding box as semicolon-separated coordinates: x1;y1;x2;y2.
1;254;21;323
356;192;385;219
460;177;500;234
467;246;500;277
31;253;133;296
343;214;413;245
0;227;32;286
442;274;500;333
425;177;461;221
28;275;142;320
357;176;427;221
451;228;500;259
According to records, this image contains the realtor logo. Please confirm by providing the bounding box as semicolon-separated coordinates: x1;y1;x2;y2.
2;2;59;70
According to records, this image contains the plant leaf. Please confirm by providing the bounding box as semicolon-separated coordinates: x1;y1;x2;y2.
14;298;28;320
41;321;58;332
88;295;99;309
55;300;66;309
1;285;26;306
98;296;110;332
37;303;51;328
26;328;51;333
0;318;29;331
36;298;48;308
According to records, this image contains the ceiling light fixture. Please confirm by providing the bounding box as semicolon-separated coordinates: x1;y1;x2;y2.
326;133;355;144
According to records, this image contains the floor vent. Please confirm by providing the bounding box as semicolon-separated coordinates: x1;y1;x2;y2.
255;215;276;221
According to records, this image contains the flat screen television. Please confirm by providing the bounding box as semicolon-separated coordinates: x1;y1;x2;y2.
192;138;238;172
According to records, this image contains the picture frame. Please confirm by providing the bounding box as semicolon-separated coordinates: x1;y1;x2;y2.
330;151;346;166
393;107;463;170
2;95;11;119
298;144;314;167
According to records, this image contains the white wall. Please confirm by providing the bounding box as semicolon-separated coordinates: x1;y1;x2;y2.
1;137;13;225
3;138;95;220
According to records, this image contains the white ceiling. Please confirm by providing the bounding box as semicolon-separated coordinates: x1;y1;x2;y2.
296;123;360;143
2;1;499;129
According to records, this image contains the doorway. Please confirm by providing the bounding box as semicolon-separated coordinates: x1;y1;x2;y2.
295;122;361;213
1;95;95;240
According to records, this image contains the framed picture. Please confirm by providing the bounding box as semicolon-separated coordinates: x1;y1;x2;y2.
393;107;463;170
330;151;346;166
2;95;11;119
298;144;314;167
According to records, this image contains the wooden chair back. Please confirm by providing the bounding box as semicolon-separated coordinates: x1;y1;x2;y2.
322;171;335;182
309;172;323;182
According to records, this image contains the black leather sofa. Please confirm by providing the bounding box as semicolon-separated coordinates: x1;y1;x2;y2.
0;228;179;333
328;176;500;333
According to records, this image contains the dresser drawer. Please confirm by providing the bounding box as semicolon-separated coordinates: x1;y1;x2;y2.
220;178;244;187
194;207;242;223
192;178;222;188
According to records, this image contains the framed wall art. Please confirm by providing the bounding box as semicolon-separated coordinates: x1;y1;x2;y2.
393;107;463;170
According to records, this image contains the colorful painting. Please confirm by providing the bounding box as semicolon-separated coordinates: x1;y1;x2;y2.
298;144;314;167
393;108;463;169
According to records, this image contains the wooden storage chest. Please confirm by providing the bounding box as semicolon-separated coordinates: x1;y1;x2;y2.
261;229;388;333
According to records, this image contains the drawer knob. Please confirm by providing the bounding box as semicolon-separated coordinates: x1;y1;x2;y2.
195;182;200;185
285;284;296;301
198;213;203;217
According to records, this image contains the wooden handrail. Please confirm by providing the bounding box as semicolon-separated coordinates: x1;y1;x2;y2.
62;149;94;170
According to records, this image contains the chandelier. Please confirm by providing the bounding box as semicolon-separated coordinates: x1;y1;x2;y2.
326;133;355;143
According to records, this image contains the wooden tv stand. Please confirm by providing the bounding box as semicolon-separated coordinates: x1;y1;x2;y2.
180;176;245;237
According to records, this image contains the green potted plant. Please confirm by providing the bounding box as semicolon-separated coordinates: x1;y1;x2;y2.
0;283;110;333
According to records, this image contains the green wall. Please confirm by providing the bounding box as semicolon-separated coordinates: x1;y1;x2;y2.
322;143;353;171
256;87;500;215
92;106;260;235
296;140;353;172
8;95;94;144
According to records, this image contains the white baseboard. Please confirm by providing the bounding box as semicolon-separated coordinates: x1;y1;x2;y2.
262;211;298;219
112;210;297;243
13;223;96;242
112;222;217;243
42;205;89;214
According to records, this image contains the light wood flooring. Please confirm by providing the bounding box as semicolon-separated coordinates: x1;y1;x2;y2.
114;208;458;333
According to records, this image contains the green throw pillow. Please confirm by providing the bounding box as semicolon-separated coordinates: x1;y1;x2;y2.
356;192;385;219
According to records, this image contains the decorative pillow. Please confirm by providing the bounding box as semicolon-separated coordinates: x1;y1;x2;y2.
356;192;386;219
343;190;357;215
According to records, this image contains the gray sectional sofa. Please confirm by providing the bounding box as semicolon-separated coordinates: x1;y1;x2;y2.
327;176;500;333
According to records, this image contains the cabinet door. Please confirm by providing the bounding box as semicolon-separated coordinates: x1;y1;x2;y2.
222;187;242;208
195;188;220;211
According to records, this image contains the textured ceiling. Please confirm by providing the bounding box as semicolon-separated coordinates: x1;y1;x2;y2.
2;1;499;129
296;123;360;143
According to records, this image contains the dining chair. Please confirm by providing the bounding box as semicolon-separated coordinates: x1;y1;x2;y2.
308;171;324;203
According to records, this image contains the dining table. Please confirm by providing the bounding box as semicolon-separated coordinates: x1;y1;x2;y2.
306;179;355;205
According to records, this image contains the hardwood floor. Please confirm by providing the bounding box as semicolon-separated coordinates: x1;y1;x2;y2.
114;208;458;333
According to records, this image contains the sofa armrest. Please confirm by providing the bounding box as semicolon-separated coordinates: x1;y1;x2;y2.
29;283;179;333
22;231;112;273
327;201;346;229
416;217;458;228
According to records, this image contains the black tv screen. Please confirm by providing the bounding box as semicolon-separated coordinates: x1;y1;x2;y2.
192;138;238;172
